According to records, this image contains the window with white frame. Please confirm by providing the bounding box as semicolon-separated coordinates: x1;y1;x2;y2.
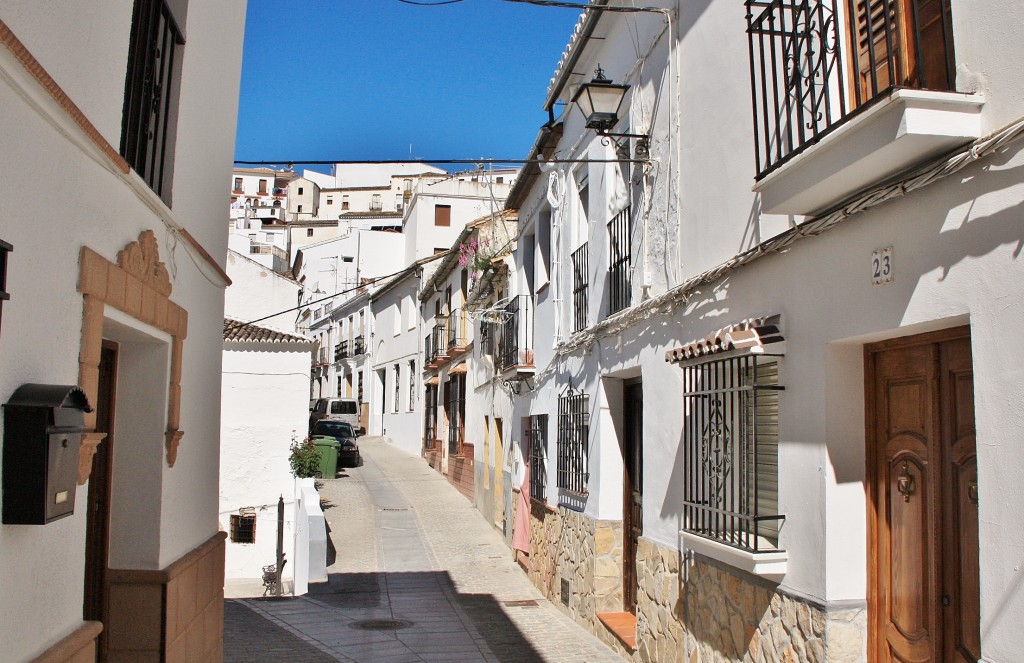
408;360;416;411
681;354;784;553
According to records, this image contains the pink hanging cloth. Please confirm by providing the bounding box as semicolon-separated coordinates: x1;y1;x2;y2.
511;462;531;553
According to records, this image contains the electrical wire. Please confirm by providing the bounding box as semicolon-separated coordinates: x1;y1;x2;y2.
227;251;449;333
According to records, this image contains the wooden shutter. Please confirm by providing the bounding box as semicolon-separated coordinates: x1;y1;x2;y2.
434;204;451;227
745;359;780;544
850;0;953;105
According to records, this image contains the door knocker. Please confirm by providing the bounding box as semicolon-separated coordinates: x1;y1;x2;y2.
968;479;979;506
896;462;915;503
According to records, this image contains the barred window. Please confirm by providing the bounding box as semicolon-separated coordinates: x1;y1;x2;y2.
394;363;401;413
446;374;466;455
229;508;256;544
408;360;416;411
424;384;437;447
557;385;589;496
121;0;185;205
528;415;548;501
681;354;784;553
607;206;631;315
571;243;589;332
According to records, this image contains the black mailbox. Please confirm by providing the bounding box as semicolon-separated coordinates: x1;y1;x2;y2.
3;384;93;525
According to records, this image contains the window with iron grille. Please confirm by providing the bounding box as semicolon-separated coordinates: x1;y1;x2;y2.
571;243;589;333
229;509;256;544
446;374;466;455
424;384;437;447
528;415;548;501
394;363;401;413
557;385;589;496
121;0;185;205
607;206;632;315
408;360;416;411
681;354;784;553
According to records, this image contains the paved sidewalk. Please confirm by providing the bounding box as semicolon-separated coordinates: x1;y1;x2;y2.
224;437;623;663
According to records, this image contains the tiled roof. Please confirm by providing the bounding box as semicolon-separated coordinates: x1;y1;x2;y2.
664;316;783;363
223;318;310;344
339;211;403;218
322;185;392;192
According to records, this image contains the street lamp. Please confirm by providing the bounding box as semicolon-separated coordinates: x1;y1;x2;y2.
571;65;650;161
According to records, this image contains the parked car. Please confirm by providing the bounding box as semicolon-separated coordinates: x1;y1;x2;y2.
309;397;362;434
310;420;361;467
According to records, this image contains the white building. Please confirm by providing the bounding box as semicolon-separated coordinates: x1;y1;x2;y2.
220;319;312;595
0;1;245;660
471;2;1024;662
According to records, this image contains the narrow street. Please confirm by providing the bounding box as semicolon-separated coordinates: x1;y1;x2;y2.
224;437;623;663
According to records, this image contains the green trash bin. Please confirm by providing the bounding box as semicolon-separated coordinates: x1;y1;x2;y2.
311;435;339;478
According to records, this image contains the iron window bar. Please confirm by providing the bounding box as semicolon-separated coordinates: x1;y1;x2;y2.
334;340;349;361
500;295;535;370
681;352;785;554
557;384;590;497
446;309;467;351
446;374;465;456
746;0;956;180
423;384;438;448
354;335;366;355
571;243;589;333
121;0;184;204
607;206;632;316
528;415;548;501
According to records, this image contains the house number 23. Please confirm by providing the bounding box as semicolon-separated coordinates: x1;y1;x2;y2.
872;247;893;285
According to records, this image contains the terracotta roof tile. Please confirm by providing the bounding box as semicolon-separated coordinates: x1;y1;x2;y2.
224;318;310;344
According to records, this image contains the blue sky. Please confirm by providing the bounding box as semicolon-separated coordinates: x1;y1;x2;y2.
234;0;584;169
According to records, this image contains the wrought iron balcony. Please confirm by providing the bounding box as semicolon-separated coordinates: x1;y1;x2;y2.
446;309;469;353
425;323;447;364
746;0;956;179
571;243;589;333
499;295;535;372
354;335;366;356
607;207;632;316
334;340;349;361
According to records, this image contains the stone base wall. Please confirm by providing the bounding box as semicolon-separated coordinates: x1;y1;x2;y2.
635;538;866;663
525;515;868;662
526;505;623;635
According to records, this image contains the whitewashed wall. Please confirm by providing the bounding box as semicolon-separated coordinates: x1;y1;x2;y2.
0;0;245;658
370;275;423;455
225;250;301;333
220;342;312;588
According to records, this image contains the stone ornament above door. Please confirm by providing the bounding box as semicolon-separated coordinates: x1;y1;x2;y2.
77;230;188;482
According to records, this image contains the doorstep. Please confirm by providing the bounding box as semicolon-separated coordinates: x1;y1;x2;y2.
596;611;637;650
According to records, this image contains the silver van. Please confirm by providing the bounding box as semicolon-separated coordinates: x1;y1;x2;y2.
309;397;362;435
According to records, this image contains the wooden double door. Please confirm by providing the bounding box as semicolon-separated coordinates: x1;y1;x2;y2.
867;328;980;662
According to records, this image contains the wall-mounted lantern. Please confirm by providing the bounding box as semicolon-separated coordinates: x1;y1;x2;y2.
3;384;93;524
571;66;650;161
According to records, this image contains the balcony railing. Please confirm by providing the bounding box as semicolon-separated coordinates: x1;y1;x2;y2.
354;335;366;356
571;243;589;333
272;187;286;197
746;0;955;179
425;323;447;364
446;309;468;352
334;340;349;361
500;295;534;371
314;348;329;366
607;206;632;316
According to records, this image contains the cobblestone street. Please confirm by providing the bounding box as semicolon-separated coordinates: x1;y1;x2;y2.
224;437;623;663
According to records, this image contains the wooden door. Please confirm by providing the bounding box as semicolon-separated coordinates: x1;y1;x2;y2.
867;328;979;663
84;341;118;661
494;418;505;529
623;381;643;613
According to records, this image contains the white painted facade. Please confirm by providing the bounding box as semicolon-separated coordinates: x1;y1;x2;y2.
479;1;1024;660
0;0;245;659
225;250;301;333
369;268;424;455
220;333;312;592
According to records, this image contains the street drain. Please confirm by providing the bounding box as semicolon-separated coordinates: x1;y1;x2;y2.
380;507;410;512
350;619;414;631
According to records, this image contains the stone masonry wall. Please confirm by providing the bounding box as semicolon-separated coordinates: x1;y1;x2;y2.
527;514;868;662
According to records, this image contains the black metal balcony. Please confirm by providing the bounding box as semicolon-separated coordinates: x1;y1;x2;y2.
353;335;366;356
746;0;956;179
571;243;589;333
499;295;534;371
607;206;631;316
446;309;468;352
425;323;447;364
334;340;349;361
